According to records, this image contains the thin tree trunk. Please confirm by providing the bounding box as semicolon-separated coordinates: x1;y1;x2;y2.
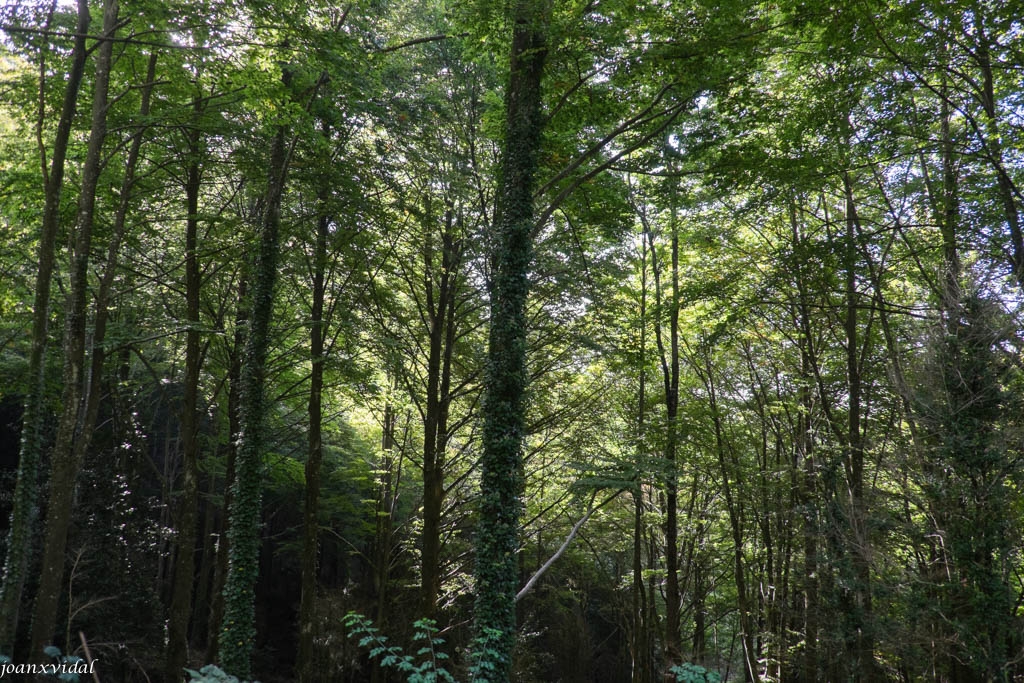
632;231;649;683
646;176;681;665
421;210;445;620
207;278;247;661
166;99;204;683
0;0;91;654
298;195;330;683
790;198;818;683
842;174;873;681
665;210;681;668
422;209;461;620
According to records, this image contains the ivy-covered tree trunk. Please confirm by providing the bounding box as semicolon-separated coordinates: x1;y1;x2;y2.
473;1;548;679
218;111;292;678
166;106;204;683
0;0;91;654
29;0;119;659
207;277;247;661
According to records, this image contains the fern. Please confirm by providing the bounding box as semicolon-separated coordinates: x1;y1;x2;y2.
342;612;456;682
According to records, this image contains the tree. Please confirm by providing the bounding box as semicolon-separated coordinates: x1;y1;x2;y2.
0;0;92;653
473;0;549;679
29;0;122;659
217;79;294;679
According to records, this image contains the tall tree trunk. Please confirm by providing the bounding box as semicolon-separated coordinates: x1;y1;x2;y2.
790;198;818;683
298;195;330;683
646;175;681;665
473;1;548;678
632;230;649;683
842;174;874;680
704;356;757;682
0;0;91;654
207;278;247;660
29;0;119;658
166;101;204;683
664;208;681;667
422;209;461;620
218;78;293;677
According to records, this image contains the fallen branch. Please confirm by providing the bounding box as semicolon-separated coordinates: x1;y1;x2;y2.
516;488;625;602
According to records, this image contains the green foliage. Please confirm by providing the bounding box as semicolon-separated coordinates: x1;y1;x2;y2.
912;289;1024;678
670;663;721;683
39;645;85;682
185;663;262;683
342;613;456;683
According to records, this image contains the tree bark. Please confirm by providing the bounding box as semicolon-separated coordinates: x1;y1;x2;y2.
29;0;119;659
207;277;246;661
473;2;548;678
790;198;818;683
297;194;330;682
843;174;873;681
646;172;681;666
0;0;91;654
166;98;204;683
421;208;461;620
218;72;293;676
632;231;650;683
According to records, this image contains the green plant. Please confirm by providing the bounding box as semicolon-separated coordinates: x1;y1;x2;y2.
185;663;261;683
670;662;721;683
39;645;85;682
342;612;456;682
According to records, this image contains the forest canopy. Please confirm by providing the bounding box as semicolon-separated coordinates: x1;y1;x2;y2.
0;0;1023;682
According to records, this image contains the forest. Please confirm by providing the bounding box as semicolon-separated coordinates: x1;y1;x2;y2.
0;0;1023;681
